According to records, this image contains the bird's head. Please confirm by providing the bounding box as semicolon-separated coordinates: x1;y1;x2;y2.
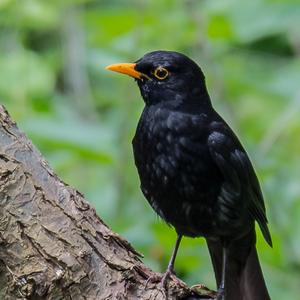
106;50;210;107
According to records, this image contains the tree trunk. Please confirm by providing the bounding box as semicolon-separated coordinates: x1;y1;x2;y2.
0;105;209;299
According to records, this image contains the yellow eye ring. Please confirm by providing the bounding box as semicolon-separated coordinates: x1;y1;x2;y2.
153;67;169;80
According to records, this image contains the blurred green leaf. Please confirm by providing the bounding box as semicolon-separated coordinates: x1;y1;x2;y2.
21;117;116;163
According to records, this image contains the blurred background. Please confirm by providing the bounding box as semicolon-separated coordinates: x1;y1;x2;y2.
1;0;300;298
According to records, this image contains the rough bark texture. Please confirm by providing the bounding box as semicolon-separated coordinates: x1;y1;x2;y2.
0;105;209;300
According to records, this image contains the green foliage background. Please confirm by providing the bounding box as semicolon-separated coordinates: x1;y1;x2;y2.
1;0;300;298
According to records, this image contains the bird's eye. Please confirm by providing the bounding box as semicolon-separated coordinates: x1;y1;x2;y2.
153;67;169;80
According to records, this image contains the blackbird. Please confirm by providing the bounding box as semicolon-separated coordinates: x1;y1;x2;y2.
106;51;272;300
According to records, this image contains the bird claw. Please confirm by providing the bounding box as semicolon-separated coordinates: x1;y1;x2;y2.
144;273;162;288
144;272;170;299
144;270;175;290
162;269;186;288
215;287;224;300
161;269;172;289
144;270;185;299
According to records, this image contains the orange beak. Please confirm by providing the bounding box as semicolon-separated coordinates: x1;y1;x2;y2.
105;63;151;80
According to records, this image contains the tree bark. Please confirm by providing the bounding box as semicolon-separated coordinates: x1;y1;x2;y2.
0;105;210;299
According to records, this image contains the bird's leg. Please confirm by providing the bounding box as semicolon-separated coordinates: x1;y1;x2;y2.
161;234;183;288
216;246;227;300
144;234;183;291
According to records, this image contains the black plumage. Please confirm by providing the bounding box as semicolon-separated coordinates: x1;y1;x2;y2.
106;51;272;300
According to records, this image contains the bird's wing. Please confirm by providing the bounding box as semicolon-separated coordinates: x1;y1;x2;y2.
207;129;272;246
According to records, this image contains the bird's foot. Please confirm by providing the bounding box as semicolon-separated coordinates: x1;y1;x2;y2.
215;287;224;300
144;271;171;299
145;270;185;298
144;273;162;288
161;269;186;299
161;268;172;289
161;268;175;288
163;268;187;287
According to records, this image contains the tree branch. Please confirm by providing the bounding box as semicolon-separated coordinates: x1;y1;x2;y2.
0;105;209;299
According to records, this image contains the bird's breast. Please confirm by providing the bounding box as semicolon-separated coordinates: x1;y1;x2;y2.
132;106;221;237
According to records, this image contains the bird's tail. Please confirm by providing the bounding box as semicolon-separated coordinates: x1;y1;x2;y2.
206;230;270;300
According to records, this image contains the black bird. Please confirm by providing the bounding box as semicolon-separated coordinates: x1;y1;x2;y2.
106;51;272;300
